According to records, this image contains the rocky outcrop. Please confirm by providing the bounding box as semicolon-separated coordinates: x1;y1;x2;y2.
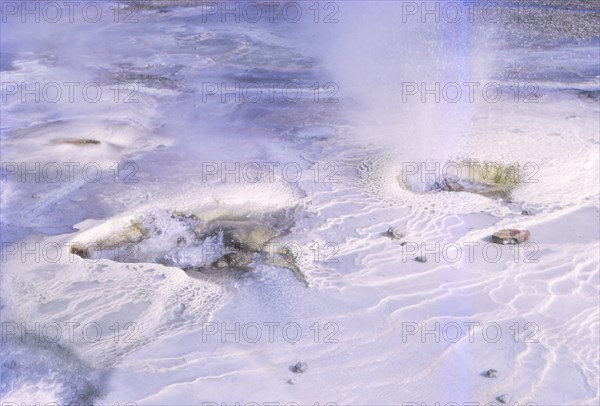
69;209;309;286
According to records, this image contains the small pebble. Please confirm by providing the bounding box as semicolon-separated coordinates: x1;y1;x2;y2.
496;394;509;404
415;255;427;263
386;227;403;240
292;361;307;373
287;378;297;385
485;368;498;378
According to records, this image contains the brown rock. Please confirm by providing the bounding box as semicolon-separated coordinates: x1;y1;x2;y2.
69;244;90;259
492;229;530;245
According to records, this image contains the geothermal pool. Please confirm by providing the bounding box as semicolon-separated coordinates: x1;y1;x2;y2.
1;1;599;405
